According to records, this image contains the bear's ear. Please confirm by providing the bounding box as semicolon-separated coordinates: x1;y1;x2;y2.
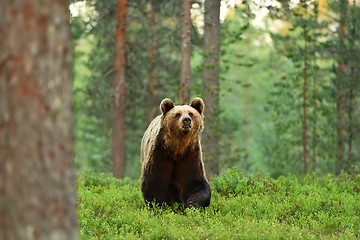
190;97;204;116
160;98;175;114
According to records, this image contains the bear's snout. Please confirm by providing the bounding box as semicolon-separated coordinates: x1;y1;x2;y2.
182;116;191;128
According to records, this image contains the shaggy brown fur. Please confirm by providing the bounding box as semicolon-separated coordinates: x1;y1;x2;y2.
141;97;211;208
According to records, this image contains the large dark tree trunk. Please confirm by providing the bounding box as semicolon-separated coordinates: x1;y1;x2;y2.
113;0;127;178
179;0;191;104
0;1;78;239
202;0;221;177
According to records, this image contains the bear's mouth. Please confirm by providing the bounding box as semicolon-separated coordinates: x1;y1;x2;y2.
181;125;192;131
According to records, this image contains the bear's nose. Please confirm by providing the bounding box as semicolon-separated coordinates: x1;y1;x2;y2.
182;116;191;125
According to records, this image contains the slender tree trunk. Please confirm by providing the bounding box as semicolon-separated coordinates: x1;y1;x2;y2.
244;76;251;170
336;0;347;174
113;0;127;178
147;0;159;123
348;51;354;175
348;2;355;175
312;48;317;172
179;0;191;104
312;1;319;172
202;0;221;177
0;1;78;239
303;24;308;176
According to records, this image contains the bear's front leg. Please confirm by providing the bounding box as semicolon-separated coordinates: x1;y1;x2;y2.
184;180;211;208
141;177;172;207
141;158;174;207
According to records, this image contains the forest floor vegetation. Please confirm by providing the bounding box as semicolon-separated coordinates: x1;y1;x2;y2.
77;168;360;239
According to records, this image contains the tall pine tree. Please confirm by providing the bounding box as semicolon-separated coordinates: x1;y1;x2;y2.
202;0;221;177
113;0;127;178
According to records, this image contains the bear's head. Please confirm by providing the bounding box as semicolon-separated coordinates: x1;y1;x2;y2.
160;98;204;154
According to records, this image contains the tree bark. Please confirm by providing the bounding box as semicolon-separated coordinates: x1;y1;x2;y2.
348;1;356;175
336;0;347;174
147;0;159;124
348;48;354;175
179;0;191;105
312;1;319;172
113;0;127;178
312;38;317;172
303;24;308;176
202;0;221;177
0;1;78;239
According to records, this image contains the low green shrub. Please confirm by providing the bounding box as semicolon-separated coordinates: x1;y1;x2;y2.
77;168;360;239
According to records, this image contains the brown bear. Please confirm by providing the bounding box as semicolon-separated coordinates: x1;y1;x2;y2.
140;97;211;208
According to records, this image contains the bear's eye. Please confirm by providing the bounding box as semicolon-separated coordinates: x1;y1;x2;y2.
175;113;181;119
189;112;193;118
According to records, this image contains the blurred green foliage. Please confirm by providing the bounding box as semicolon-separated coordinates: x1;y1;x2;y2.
71;0;360;178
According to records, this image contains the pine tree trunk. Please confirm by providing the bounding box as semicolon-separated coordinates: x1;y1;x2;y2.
0;1;78;239
348;51;354;175
336;0;347;174
312;1;319;172
312;44;318;172
179;0;191;105
147;0;159;124
113;0;127;178
202;0;221;177
348;2;355;175
303;25;308;175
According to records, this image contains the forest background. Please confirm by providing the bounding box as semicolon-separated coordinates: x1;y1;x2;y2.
70;0;360;179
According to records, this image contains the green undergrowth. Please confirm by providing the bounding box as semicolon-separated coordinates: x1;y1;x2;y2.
77;168;360;239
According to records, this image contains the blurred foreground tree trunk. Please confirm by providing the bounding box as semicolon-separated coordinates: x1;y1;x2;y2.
202;0;221;177
0;0;78;239
113;0;127;178
179;0;191;104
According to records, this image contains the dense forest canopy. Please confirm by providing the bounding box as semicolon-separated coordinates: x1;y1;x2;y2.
71;0;359;178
